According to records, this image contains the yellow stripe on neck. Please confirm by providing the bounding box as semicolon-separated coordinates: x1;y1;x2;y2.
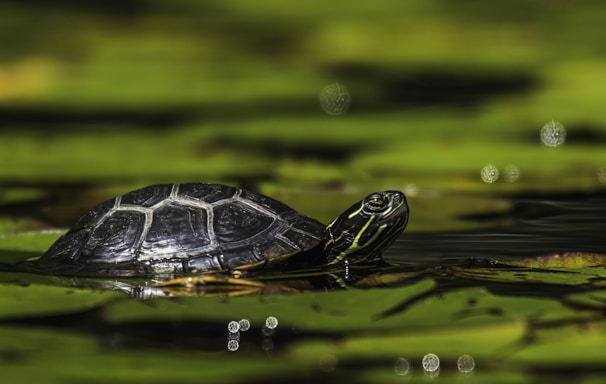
328;217;387;265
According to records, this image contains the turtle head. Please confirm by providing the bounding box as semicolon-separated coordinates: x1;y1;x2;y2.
323;190;409;265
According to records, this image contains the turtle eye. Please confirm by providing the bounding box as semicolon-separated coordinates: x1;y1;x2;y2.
363;193;389;213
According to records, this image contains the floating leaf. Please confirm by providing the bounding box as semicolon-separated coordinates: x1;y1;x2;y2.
0;325;307;383
564;289;606;310
505;252;606;269
0;230;60;254
0;282;123;320
448;265;606;287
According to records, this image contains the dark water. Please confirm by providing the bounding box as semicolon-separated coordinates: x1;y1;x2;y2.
391;193;606;264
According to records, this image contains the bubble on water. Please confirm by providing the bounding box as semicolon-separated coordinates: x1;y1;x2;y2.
457;354;475;373
598;166;606;183
318;354;338;373
319;82;350;115
503;164;520;183
541;120;566;147
480;164;499;183
422;353;440;372
227;326;240;352
394;357;410;375
227;338;239;352
265;316;279;329
238;319;250;332
227;320;240;333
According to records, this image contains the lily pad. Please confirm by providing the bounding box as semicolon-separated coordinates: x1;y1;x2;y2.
0;282;122;320
0;230;60;254
0;325;308;384
505;252;606;269
448;264;606;287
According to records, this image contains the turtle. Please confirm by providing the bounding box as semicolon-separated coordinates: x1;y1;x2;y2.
33;183;409;278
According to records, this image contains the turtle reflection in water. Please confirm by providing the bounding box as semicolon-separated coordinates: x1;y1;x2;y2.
30;183;409;297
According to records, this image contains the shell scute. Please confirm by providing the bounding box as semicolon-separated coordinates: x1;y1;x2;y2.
121;184;172;207
178;183;237;203
212;201;275;244
85;210;145;264
142;202;211;255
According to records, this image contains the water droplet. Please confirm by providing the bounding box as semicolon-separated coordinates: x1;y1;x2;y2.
480;164;499;183
262;326;275;337
265;316;279;329
457;354;475;373
422;353;440;372
227;320;240;333
319;82;350;115
227;339;239;351
238;319;250;332
394;357;410;375
503;164;520;183
598;166;606;183
541;120;566;147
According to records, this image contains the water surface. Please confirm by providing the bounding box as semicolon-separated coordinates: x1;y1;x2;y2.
1;190;605;383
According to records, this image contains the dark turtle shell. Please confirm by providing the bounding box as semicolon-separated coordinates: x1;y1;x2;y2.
37;183;325;277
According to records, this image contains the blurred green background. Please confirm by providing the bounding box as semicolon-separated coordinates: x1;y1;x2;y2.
2;0;606;206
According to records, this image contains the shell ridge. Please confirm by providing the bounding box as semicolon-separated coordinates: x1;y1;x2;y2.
170;193;216;249
288;225;323;241
275;234;299;251
82;197;121;256
236;197;281;221
170;184;180;198
111;204;154;262
206;204;217;247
